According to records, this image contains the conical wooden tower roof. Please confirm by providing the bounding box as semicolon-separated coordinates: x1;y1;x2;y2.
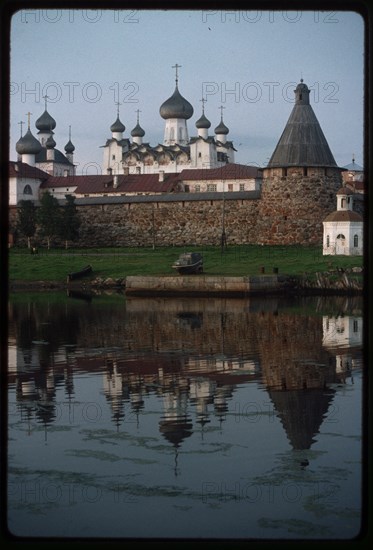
268;80;337;168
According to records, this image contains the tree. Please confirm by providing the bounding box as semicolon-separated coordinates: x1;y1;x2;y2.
17;200;37;249
37;191;62;249
60;194;81;249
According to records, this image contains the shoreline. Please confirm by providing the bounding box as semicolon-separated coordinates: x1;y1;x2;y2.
8;272;363;296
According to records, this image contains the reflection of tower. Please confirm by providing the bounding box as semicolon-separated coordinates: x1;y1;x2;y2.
159;388;193;476
103;360;125;429
267;387;336;450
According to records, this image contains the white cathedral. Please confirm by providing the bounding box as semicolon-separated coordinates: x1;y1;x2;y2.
101;65;236;175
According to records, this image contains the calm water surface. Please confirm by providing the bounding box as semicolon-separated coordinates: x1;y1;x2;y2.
7;292;364;539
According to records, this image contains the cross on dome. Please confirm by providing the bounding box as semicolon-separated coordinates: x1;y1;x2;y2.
18;120;24;137
172;63;182;85
43;94;49;111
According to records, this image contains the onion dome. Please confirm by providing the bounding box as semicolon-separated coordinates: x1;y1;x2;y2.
214;119;229;135
45;135;56;149
131;122;145;138
35;109;56;132
110;116;125;133
64;139;75;154
16;128;42;155
160;85;194;120
196;112;211;129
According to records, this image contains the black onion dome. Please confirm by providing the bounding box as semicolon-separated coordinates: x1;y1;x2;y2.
16;128;42;155
160;85;194;120
45;135;56;149
131;123;145;137
214;119;229;135
64;140;75;153
196;113;211;129
35;110;56;132
110;116;125;133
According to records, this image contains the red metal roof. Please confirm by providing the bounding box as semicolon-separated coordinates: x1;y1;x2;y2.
46;173;183;194
179;163;262;181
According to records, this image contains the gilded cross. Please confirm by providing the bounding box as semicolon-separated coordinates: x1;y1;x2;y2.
135;109;141;123
43;94;49;111
219;105;225;119
200;97;207;113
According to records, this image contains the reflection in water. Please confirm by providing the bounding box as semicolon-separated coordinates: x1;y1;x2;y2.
7;293;363;539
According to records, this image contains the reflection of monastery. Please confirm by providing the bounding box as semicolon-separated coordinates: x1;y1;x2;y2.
9;69;364;250
8;297;362;457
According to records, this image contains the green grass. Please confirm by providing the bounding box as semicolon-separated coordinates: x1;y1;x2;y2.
8;245;364;282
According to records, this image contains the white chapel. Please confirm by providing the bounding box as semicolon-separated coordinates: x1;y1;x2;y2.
322;186;363;255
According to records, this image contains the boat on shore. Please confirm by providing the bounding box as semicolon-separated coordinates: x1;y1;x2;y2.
67;264;92;282
172;252;203;275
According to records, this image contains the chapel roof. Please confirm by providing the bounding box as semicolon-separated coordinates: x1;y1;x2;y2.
323;210;363;222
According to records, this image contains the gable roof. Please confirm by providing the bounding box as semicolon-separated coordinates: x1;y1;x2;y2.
9;161;49;180
35;148;74;166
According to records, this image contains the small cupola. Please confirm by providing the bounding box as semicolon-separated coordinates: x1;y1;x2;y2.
195;98;211;139
214;106;229;144
336;186;353;211
16;113;42;166
294;79;310;105
110;103;125;140
131;109;145;145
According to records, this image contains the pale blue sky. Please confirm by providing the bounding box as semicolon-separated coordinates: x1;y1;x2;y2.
10;9;364;173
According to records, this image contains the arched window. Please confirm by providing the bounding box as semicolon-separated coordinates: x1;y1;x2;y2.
170;128;174;141
23;184;32;195
354;234;359;247
337;234;345;240
326;235;330;247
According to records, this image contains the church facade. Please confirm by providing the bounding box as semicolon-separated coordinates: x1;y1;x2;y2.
101;67;236;176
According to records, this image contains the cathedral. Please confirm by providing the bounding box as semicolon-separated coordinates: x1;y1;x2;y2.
101;65;236;175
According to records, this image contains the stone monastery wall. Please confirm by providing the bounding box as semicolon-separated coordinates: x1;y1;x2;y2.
9;170;342;248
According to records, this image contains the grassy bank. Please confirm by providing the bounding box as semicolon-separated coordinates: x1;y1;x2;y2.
8;245;363;283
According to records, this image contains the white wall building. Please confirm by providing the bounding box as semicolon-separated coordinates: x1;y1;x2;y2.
101;69;236;176
323;187;363;255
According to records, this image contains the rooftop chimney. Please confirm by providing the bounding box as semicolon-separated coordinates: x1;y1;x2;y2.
159;170;165;182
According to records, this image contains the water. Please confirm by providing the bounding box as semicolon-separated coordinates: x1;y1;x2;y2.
7;292;364;540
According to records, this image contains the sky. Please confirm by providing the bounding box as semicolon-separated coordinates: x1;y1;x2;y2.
9;8;364;173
